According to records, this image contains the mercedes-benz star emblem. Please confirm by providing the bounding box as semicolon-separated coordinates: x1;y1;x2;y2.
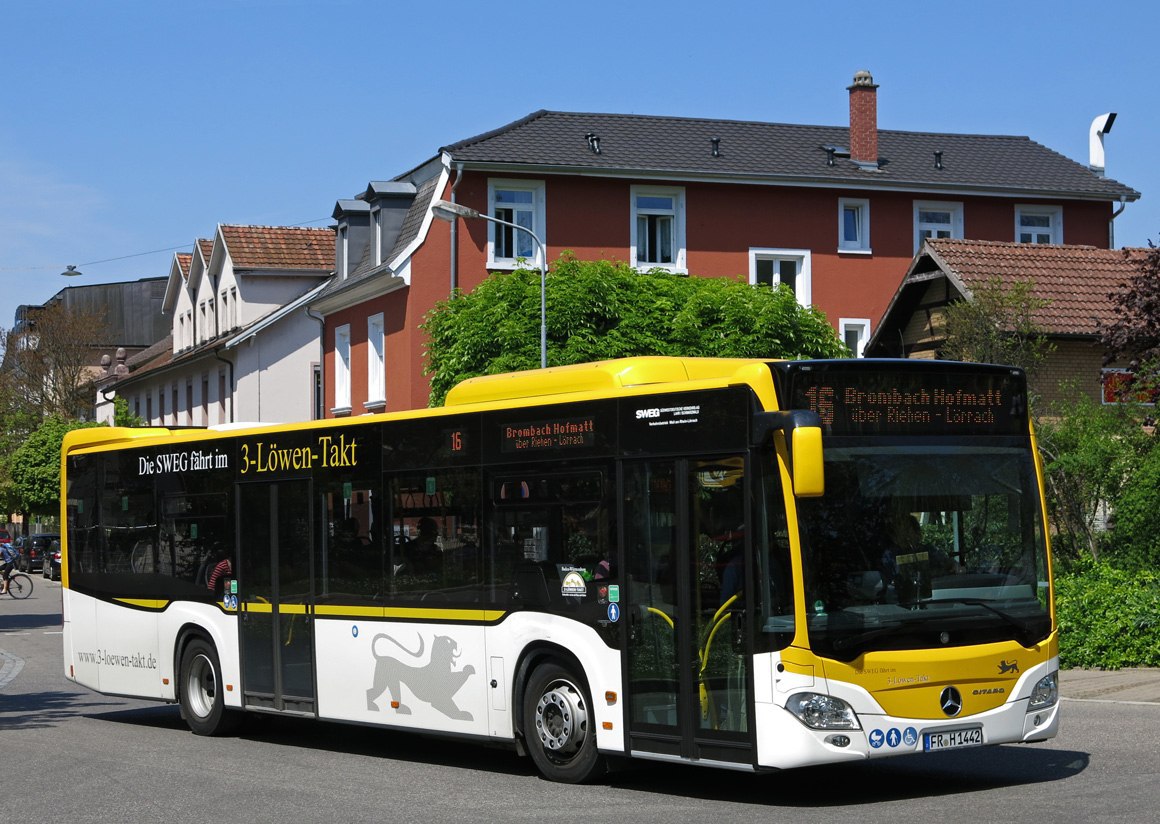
940;686;963;717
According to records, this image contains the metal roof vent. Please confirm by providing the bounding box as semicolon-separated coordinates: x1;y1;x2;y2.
1089;113;1116;177
711;137;720;157
585;132;601;154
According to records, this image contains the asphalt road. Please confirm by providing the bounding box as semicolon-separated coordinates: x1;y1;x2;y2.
2;579;1157;824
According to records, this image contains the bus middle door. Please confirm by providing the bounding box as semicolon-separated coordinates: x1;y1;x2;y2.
238;479;317;715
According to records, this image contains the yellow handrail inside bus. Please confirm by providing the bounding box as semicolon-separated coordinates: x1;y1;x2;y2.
647;606;674;629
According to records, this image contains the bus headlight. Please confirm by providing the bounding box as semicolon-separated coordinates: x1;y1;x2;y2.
1028;672;1058;710
786;692;860;730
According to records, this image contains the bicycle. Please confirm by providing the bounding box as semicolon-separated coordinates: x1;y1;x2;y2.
4;570;33;599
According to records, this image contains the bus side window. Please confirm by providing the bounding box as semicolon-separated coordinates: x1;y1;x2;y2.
388;471;482;604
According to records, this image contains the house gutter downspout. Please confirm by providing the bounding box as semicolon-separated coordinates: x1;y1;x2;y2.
212;346;235;424
306;304;326;420
449;159;464;294
1110;197;1127;248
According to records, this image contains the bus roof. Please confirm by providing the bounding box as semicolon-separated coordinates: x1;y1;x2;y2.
443;356;776;407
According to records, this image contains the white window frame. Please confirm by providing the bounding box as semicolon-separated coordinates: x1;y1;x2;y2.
1015;205;1063;245
487;179;546;270
748;248;812;307
914;200;964;251
338;224;349;279
630;185;687;273
839;317;872;358
371;207;383;266
838;198;871;254
332;324;351;416
365;313;386;410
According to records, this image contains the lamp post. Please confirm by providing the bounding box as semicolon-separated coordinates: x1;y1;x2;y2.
431;199;548;369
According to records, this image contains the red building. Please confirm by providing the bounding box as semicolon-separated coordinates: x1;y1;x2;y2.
309;72;1138;417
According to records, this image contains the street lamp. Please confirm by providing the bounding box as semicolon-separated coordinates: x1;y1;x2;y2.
430;199;548;369
61;265;83;277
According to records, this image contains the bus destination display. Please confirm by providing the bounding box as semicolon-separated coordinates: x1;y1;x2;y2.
786;366;1027;436
500;415;597;453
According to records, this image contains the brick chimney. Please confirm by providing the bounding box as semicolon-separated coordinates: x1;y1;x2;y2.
848;69;879;169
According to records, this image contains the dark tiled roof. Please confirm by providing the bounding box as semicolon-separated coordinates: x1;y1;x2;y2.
389;174;439;262
442;110;1138;201
219;225;335;270
924;239;1145;336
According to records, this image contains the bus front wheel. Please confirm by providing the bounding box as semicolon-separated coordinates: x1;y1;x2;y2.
523;661;604;783
179;638;242;736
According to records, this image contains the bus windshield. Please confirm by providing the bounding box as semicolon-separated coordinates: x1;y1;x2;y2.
796;441;1051;661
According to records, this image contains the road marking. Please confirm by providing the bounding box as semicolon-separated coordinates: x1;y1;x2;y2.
0;650;25;689
1061;696;1160;707
44;630;63;635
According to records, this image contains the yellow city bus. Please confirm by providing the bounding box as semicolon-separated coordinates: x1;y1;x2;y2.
59;357;1059;782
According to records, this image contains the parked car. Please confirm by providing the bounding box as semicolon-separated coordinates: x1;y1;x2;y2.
18;533;60;573
0;529;11;544
43;538;62;581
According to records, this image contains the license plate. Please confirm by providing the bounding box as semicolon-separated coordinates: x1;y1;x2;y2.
924;727;983;752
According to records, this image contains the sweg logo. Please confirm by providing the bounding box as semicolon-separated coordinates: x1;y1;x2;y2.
636;408;661;419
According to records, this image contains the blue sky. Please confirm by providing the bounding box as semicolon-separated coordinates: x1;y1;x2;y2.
2;0;1157;330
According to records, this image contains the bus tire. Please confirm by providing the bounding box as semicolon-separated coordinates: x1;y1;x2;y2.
522;660;604;783
179;638;242;736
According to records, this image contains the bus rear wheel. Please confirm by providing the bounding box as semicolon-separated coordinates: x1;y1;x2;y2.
179;638;242;736
523;661;604;783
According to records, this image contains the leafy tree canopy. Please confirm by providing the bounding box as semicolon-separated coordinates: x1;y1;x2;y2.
940;276;1054;384
112;396;145;427
10;415;102;517
1036;390;1152;565
421;254;848;405
1101;242;1160;398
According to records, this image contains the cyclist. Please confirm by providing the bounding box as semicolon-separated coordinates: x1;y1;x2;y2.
1;541;18;595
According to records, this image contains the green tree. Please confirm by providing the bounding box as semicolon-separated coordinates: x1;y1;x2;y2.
1107;441;1160;571
9;415;102;519
421;254;848;405
112;396;145;427
1035;391;1151;565
940;276;1054;389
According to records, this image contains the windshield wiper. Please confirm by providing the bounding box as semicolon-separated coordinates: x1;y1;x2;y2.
918;597;1042;646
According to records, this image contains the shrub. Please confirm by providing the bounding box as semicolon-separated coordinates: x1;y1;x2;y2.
1055;561;1160;669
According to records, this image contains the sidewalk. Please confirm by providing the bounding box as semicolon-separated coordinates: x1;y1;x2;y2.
1061;668;1160;704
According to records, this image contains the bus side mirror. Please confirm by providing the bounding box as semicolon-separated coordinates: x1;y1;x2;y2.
753;410;824;498
790;425;824;498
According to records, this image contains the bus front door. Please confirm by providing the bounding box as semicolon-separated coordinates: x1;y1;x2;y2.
238;480;317;714
624;457;753;765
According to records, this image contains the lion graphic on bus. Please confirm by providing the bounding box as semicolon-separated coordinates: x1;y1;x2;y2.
366;632;475;721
